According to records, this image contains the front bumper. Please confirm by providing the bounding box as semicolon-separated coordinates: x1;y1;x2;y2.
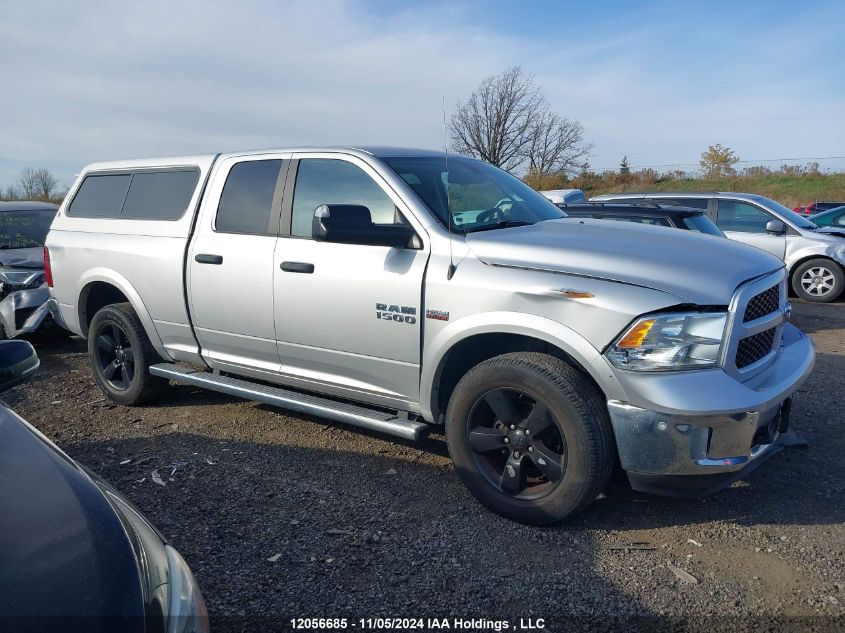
607;323;815;496
0;284;51;338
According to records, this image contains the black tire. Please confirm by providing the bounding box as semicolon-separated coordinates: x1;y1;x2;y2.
791;258;844;303
88;302;166;405
446;352;615;525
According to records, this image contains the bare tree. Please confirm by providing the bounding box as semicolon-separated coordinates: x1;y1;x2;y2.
449;67;546;172
33;168;59;199
17;167;39;199
450;66;591;176
526;111;592;176
15;167;59;199
2;185;18;200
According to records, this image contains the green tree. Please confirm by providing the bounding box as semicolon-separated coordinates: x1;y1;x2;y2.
700;144;739;178
619;156;631;175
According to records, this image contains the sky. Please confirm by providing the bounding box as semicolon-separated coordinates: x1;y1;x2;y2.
1;0;843;190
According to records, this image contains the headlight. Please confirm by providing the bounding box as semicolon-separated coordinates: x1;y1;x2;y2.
606;311;727;371
165;545;209;633
0;267;43;286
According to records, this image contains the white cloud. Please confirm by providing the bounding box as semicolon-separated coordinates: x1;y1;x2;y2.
0;0;842;188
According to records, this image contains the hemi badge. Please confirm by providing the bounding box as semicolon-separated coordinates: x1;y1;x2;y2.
425;309;450;321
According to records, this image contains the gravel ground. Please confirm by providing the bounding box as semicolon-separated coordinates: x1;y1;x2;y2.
4;301;845;632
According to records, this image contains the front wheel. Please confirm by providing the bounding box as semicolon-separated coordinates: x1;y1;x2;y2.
88;303;166;405
791;258;844;303
446;352;615;525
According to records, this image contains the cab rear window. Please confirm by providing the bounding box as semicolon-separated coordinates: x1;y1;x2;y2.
68;168;199;220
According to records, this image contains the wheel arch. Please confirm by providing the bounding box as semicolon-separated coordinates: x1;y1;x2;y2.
787;253;844;281
786;252;845;299
420;312;628;423
77;269;170;360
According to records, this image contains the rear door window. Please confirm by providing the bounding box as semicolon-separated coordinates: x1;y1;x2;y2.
215;160;284;235
664;198;709;210
716;200;772;233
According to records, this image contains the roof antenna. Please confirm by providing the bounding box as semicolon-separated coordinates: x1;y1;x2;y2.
443;95;456;280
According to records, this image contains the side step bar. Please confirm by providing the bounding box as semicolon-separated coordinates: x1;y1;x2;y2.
149;363;428;441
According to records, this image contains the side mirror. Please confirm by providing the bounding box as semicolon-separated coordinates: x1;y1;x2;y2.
312;204;416;248
0;340;39;393
766;220;786;235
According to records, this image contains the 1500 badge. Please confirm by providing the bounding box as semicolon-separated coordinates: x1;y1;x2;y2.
376;303;417;324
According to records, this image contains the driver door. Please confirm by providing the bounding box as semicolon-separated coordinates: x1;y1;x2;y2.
273;154;429;406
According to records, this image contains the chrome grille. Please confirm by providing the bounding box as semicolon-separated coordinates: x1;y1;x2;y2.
736;327;776;368
724;271;786;379
743;285;779;323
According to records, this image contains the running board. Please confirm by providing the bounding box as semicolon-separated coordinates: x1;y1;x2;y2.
149;363;428;441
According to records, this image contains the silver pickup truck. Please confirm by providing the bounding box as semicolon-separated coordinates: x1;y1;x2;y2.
46;147;814;524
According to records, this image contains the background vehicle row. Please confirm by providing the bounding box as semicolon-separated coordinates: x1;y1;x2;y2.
592;191;845;302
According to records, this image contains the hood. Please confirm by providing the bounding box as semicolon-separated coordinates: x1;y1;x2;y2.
466;218;783;305
0;247;44;269
0;406;144;627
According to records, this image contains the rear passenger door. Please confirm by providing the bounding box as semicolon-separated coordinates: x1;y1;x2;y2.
715;199;786;259
272;154;429;406
187;155;290;375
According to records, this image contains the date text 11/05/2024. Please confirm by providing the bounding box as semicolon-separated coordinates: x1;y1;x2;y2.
289;617;547;631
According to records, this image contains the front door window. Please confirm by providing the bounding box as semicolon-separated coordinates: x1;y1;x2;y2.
716;200;772;233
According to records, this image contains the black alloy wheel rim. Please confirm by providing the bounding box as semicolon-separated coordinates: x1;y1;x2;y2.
466;388;567;500
96;322;136;391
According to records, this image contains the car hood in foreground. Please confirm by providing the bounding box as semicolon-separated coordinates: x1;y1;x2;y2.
0;247;44;269
0;406;144;630
466;218;783;305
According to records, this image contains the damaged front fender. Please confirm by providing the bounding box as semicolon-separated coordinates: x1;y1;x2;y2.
0;284;51;338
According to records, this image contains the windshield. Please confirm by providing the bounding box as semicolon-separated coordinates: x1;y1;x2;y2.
381;156;565;232
0;210;56;249
755;196;817;229
681;214;725;237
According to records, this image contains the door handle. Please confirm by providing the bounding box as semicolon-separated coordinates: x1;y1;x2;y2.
195;254;223;265
281;261;315;274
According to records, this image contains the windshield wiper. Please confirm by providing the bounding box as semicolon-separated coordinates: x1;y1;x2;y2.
463;220;532;234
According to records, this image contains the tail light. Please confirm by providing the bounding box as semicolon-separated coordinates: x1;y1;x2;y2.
43;246;53;287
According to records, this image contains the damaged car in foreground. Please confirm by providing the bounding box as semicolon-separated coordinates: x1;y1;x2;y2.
0;201;58;338
0;340;208;633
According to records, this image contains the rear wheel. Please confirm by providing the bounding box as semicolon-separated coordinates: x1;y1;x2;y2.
446;352;615;525
791;258;844;303
88;303;166;405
